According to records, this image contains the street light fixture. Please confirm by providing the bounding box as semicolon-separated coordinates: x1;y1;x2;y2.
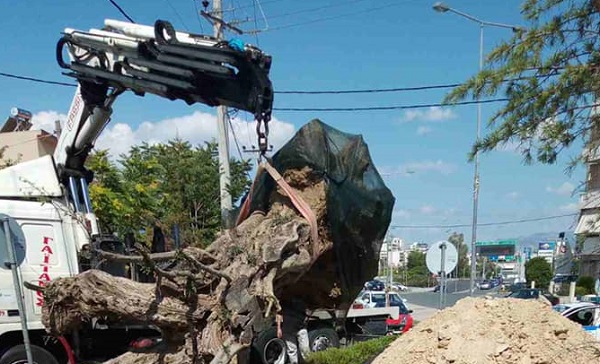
433;2;449;13
432;2;522;296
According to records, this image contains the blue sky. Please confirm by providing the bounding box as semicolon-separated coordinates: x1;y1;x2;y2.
0;0;585;245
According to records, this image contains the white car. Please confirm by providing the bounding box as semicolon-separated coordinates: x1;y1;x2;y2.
390;283;409;292
356;290;409;309
554;302;600;340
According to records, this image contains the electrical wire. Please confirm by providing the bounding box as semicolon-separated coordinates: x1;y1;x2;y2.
264;1;407;32
252;0;261;45
390;213;578;229
164;0;190;31
227;115;245;161
275;83;461;95
273;98;508;112
0;72;77;87
266;0;371;20
192;0;206;32
0;70;556;97
220;0;288;13
0;71;509;111
106;0;136;23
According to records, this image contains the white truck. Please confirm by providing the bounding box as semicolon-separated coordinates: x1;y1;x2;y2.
0;18;273;364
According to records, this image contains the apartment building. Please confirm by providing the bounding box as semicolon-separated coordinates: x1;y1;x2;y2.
575;119;600;279
0;109;58;165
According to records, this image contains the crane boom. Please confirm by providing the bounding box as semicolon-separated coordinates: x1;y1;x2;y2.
53;18;273;177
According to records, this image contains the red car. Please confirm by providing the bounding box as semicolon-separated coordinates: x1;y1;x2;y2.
355;291;414;334
385;295;414;334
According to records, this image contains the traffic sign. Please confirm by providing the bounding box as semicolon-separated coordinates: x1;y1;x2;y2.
426;241;458;275
0;213;26;269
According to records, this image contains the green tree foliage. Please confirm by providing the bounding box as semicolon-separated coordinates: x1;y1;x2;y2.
85;140;252;247
525;257;553;288
576;275;596;294
448;232;469;277
446;0;600;166
406;250;426;269
87;150;133;234
405;251;432;287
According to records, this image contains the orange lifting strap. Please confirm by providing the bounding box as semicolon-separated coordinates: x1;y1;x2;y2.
236;161;319;251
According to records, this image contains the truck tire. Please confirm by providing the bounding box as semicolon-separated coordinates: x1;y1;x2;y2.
252;328;287;364
0;344;60;364
308;328;340;352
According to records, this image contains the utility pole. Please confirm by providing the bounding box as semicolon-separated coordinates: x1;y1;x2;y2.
212;0;233;229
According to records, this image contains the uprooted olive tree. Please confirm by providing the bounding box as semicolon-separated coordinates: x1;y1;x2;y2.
31;120;395;364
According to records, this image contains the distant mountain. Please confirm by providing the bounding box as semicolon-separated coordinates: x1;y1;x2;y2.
516;231;575;250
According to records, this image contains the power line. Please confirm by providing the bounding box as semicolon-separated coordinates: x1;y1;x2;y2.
273;98;508;112
221;0;288;13
266;0;371;20
390;213;578;229
0;72;77;87
106;0;136;23
0;71;508;112
275;74;559;95
164;0;190;31
252;0;260;45
264;1;408;32
227;114;245;161
275;83;461;95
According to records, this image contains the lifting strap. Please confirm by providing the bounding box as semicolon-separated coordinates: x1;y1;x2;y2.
236;161;319;253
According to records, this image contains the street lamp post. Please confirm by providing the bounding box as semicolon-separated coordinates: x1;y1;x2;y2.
433;2;521;296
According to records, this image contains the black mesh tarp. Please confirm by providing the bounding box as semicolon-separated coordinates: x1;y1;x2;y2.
244;119;395;305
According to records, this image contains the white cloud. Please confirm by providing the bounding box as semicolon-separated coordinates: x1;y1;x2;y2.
506;191;519;199
546;182;575;196
31;111;66;133
419;205;437;215
416;126;433;135
402;107;456;123
559;202;579;213
33;110;296;160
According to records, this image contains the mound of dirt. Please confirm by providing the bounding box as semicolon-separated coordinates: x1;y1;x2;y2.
373;297;600;364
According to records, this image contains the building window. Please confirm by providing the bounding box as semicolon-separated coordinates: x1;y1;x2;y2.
588;163;600;191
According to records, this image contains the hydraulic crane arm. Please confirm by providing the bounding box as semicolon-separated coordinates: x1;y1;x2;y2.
53;19;273;177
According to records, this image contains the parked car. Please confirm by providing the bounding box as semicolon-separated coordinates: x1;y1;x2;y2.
364;280;385;291
554;302;600;340
390;282;408;292
479;280;492;290
353;290;414;334
510;282;528;293
357;290;409;309
506;289;560;306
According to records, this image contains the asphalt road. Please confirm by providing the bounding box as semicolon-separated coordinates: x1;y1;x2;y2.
403;281;500;309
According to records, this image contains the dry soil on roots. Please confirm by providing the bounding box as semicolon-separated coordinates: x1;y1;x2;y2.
373;296;600;364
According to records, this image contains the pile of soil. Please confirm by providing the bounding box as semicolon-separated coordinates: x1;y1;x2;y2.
373;297;600;364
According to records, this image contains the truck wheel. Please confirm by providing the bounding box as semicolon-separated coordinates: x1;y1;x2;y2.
308;328;340;352
0;344;59;364
252;328;287;364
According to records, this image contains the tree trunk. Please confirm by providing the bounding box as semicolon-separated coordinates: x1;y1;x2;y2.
36;120;395;364
39;168;339;363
